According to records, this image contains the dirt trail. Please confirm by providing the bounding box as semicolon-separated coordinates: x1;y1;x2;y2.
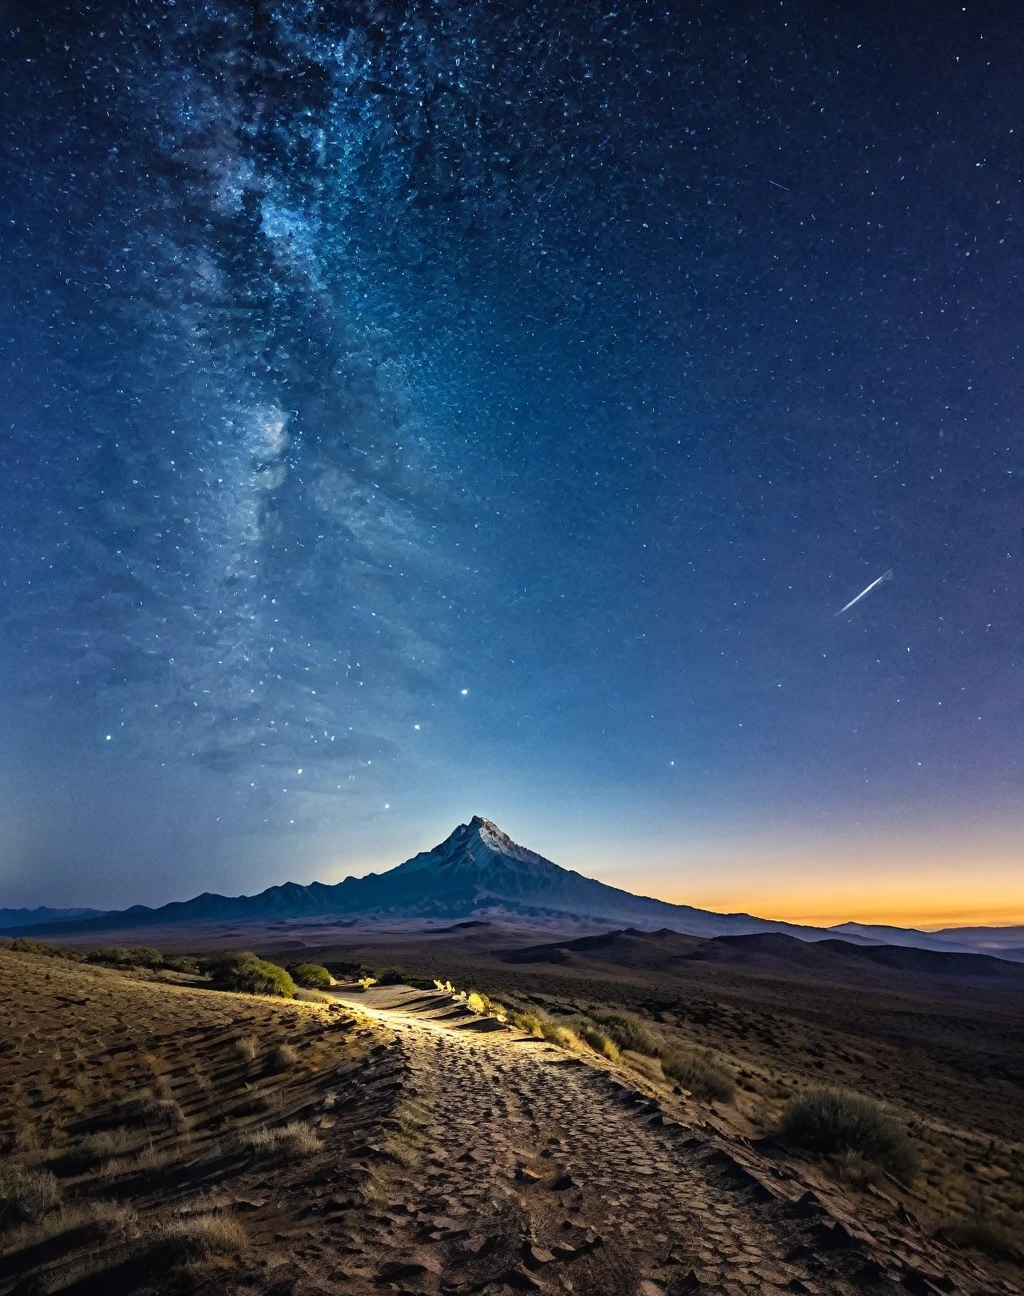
326;986;1018;1296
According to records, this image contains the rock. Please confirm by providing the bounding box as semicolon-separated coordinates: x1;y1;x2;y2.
549;1173;579;1192
503;1265;546;1291
637;1283;664;1296
523;1243;556;1269
378;1257;441;1281
516;1166;543;1183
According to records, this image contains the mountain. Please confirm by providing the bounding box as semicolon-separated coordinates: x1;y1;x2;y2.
5;818;1020;964
3;817;857;941
827;921;982;956
0;906;108;931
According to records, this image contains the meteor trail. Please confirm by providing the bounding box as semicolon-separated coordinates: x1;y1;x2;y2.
834;569;893;618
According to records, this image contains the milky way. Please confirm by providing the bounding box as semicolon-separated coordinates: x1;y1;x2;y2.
2;2;1022;908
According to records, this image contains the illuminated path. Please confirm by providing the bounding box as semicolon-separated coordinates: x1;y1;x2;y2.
323;985;1011;1296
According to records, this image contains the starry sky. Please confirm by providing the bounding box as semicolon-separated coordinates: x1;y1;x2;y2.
1;1;1022;926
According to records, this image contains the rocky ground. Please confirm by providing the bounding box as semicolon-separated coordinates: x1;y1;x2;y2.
1;954;1020;1296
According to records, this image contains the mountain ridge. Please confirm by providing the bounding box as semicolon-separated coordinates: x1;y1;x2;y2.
4;816;1021;961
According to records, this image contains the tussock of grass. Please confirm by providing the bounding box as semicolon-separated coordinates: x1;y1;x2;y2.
0;1199;138;1255
235;1121;321;1158
661;1046;736;1103
511;1011;544;1037
589;1010;660;1057
159;1212;248;1262
780;1086;920;1182
574;1021;620;1061
234;1035;258;1064
268;1043;298;1072
620;1051;664;1083
938;1212;1022;1260
0;1162;61;1228
113;1094;185;1129
76;1126;137;1168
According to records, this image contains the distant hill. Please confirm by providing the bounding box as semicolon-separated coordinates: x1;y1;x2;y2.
0;906;108;931
502;927;1024;987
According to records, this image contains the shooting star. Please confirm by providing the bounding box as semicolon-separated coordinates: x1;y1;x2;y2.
834;568;894;618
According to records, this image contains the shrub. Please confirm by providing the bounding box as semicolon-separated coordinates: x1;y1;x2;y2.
160;1213;248;1262
269;1043;298;1072
207;952;295;998
294;987;331;1003
163;954;200;975
374;967;406;986
512;1011;544;1037
287;962;332;989
589;1011;660;1057
938;1212;1021;1260
236;1121;322;1158
0;1162;61;1228
780;1086;919;1182
87;946;164;969
661;1047;736;1103
575;1021;620;1061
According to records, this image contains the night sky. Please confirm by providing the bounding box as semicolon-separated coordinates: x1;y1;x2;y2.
2;1;1022;926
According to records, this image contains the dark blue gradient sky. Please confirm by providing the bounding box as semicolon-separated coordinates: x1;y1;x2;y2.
1;1;1022;922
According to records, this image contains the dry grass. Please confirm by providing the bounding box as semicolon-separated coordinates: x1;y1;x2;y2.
574;1020;620;1061
589;1010;661;1057
158;1211;249;1261
661;1046;736;1103
938;1212;1022;1261
235;1120;322;1158
235;1034;259;1063
0;945;377;1293
112;1093;186;1129
0;1161;61;1228
268;1043;298;1072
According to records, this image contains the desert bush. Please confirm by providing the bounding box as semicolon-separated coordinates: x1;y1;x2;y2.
575;1021;620;1061
938;1212;1021;1260
294;987;331;1003
207;951;295;998
589;1010;660;1057
268;1043;298;1072
159;1212;248;1262
661;1047;736;1103
374;967;407;986
780;1086;919;1182
287;962;332;989
162;954;199;975
236;1121;321;1158
620;1051;664;1083
0;1162;61;1228
88;946;164;969
356;975;377;990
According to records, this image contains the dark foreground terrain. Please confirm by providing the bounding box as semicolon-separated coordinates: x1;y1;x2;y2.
1;924;1022;1295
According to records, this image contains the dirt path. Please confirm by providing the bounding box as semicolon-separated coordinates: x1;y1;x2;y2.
323;987;1016;1296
